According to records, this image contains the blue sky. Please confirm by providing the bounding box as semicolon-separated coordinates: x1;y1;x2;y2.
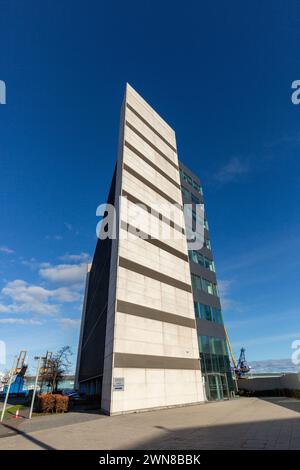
0;0;300;372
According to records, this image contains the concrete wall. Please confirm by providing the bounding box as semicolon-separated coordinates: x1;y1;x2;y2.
238;374;300;392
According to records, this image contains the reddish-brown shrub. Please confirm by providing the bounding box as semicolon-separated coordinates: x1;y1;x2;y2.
54;394;69;413
37;393;55;413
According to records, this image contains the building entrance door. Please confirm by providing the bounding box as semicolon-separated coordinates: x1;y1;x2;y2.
206;373;229;401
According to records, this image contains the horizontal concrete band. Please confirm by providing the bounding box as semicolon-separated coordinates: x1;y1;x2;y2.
126;103;177;153
122;190;185;235
116;299;196;328
125;120;179;170
79;373;103;383
189;260;217;283
124;140;181;190
120;220;188;262
193;289;221;310
195;318;226;339
118;256;192;293
123;163;182;207
199;246;213;261
114;352;200;370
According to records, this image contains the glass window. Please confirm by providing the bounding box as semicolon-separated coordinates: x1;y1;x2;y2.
191;274;201;291
189;251;215;272
204;258;210;269
199;339;235;395
213;338;223;355
201;278;214;295
192;180;201;192
199;335;210;354
181;186;190;198
204;239;211;250
194;304;224;324
193;252;201;267
180;170;203;194
207;281;214;295
212;308;223;324
212;355;219;373
204;304;212;321
194;301;200;318
192;181;203;195
187;175;192;185
191;275;218;296
191;193;200;204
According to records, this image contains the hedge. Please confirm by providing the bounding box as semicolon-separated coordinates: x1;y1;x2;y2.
55;394;69;413
37;393;69;413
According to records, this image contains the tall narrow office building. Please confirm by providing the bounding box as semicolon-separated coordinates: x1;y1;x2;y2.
76;84;205;414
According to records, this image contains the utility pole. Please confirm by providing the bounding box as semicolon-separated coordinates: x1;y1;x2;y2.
28;356;43;420
0;356;18;422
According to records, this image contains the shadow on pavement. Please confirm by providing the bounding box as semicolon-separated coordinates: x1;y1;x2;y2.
1;423;56;450
133;416;300;450
259;397;300;413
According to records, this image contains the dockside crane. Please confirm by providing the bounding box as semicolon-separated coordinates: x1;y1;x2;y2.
224;328;251;380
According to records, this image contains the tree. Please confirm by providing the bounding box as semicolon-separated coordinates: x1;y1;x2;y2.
40;346;73;393
0;370;10;390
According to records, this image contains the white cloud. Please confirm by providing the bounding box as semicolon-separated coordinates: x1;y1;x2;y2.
215;157;249;184
21;258;51;270
0;279;82;316
39;263;87;284
64;223;73;231
54;287;82;303
57;317;81;329
45;235;63;241
232;332;300;348
218;279;232;297
0;246;14;254
59;252;90;263
249;358;300;373
2;280;80;303
217;279;235;310
0;318;42;325
0;304;10;313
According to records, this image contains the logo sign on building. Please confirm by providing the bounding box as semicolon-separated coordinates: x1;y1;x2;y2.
113;377;124;391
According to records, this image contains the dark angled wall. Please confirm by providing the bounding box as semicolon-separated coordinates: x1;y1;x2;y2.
78;167;116;385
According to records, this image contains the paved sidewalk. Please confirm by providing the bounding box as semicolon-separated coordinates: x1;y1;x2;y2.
0;402;13;411
0;397;299;450
0;408;104;439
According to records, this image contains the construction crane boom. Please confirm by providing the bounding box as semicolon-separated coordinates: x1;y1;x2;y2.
224;327;237;369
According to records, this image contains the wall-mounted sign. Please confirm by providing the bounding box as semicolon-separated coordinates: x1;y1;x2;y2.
113;377;124;391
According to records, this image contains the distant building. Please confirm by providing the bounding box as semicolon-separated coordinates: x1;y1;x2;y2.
24;375;75;392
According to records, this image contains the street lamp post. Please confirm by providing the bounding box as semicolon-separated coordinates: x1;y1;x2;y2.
28;356;43;420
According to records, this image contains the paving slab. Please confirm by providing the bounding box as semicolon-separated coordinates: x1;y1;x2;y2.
0;397;299;450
